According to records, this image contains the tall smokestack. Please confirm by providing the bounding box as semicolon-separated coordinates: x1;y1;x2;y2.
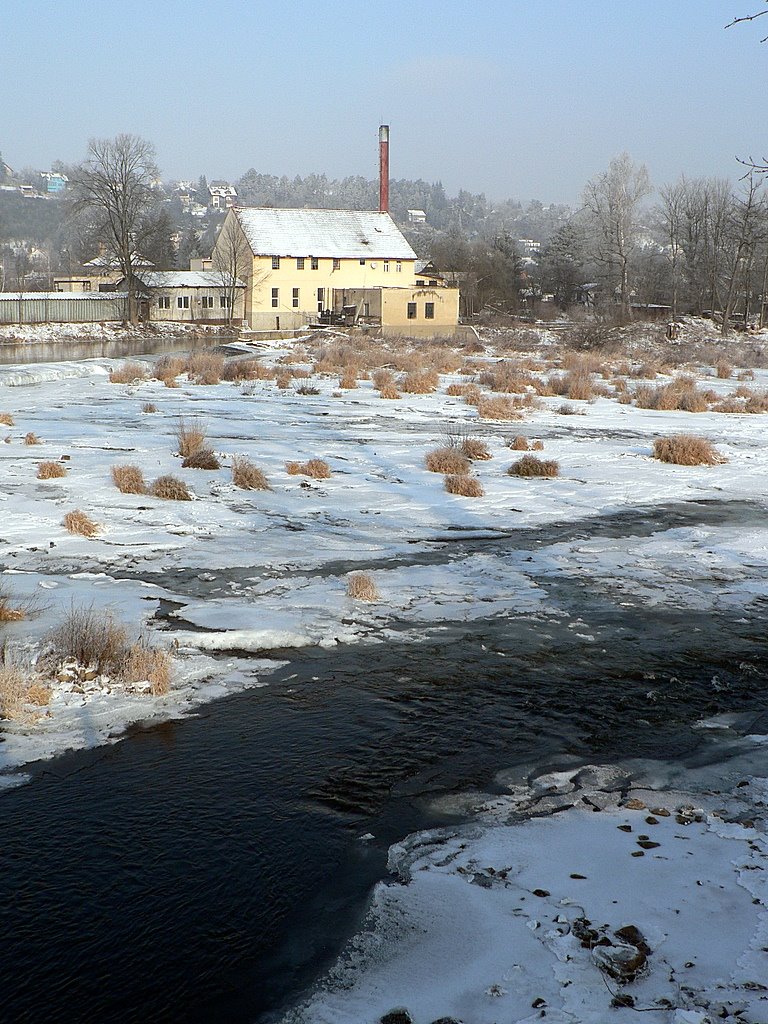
379;124;389;214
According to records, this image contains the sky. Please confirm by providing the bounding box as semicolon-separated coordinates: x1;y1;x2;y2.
2;0;767;205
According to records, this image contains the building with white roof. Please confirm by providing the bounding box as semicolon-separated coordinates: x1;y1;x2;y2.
129;270;245;323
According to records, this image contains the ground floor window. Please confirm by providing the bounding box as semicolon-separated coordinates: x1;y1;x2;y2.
272;287;279;308
424;302;435;319
158;296;170;309
407;302;417;319
220;295;231;308
292;287;299;308
201;296;214;309
177;295;190;309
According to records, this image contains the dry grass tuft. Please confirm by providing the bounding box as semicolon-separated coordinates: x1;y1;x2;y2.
109;361;147;384
716;361;733;379
0;665;32;721
509;435;530;451
37;461;67;479
275;372;294;389
444;474;484;497
232;456;272;490
347;572;379;601
339;370;358;390
532;439;545;451
27;682;52;706
142;402;158;414
425;447;471;474
150;475;192;500
508;455;560;478
372;368;395;390
24;431;41;445
174;416;207;458
652;434;726;466
47;606;129;676
399;369;440;394
285;458;332;479
460;438;492;461
153;355;186;386
111;464;146;494
0;585;26;622
477;396;523;421
63;510;100;537
182;448;221;470
379;385;402;400
121;640;173;695
0;412;14;426
187;352;224;385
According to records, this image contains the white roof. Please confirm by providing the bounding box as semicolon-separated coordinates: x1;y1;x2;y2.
234;207;416;260
0;292;128;300
135;271;243;289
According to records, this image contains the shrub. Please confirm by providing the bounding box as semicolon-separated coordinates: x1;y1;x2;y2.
379;385;402;399
444;474;484;497
63;510;100;537
0;584;26;622
150;475;192;500
531;439;545;451
109;361;147;384
372;368;395;390
111;464;147;494
509;435;530;451
182;448;221;470
0;665;29;721
477;396;522;421
153;355;186;386
27;682;52;706
142;403;158;414
275;372;293;389
347;573;379;601
425;447;471;474
37;461;67;479
339;370;358;389
187;352;224;385
0;413;14;426
460;437;492;461
716;361;732;379
174;416;207;458
446;382;469;397
24;432;41;445
508;455;560;477
47;606;129;675
121;639;172;695
463;384;483;406
652;435;725;466
295;384;320;396
232;456;272;490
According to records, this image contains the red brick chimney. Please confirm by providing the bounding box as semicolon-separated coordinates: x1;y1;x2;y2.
379;125;389;214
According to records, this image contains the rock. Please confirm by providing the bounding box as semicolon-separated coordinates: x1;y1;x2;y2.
380;1011;414;1024
532;997;547;1008
637;839;660;850
532;888;550;897
617;824;632;832
574;764;630;790
623;797;647;810
592;942;648;982
429;1019;464;1024
645;816;659;825
570;872;587;879
651;807;671;816
631;850;645;857
614;924;651;956
611;993;635;1008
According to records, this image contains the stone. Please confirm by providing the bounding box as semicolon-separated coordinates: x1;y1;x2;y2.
380;1011;414;1024
617;824;632;832
637;839;660;850
614;925;651;956
651;807;671;816
532;888;550;897
592;942;648;982
623;798;647;810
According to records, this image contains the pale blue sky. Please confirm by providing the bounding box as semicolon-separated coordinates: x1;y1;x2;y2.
2;0;766;202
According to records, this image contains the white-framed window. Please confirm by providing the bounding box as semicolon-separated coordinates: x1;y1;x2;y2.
383;261;390;272
296;257;305;270
310;257;319;270
317;286;324;312
177;295;190;309
220;295;231;308
407;302;417;319
271;287;279;308
396;261;402;272
424;302;435;319
292;287;299;308
359;258;366;265
158;295;170;309
332;258;341;271
201;296;214;309
271;256;280;270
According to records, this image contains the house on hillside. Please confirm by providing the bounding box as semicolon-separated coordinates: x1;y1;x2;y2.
126;270;245;323
208;181;238;210
407;209;427;224
212;205;459;337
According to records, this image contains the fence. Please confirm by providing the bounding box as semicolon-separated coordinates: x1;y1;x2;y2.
0;292;129;324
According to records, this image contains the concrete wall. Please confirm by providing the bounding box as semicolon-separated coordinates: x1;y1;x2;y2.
147;285;245;323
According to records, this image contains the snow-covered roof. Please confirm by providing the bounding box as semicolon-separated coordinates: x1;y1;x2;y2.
135;271;242;289
234;207;417;260
0;291;129;300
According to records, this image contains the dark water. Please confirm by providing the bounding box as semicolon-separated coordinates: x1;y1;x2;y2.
2;584;767;1024
0;333;242;366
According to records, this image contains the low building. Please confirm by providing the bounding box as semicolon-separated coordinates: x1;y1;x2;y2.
130;270;245;323
40;172;68;194
338;285;460;338
0;291;128;324
407;209;427;224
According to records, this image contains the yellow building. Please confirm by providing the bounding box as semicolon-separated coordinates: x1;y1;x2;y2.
212;206;460;337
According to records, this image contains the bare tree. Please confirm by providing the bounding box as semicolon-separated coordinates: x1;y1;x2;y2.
582;153;651;319
726;4;768;40
210;211;258;324
69;134;159;324
720;173;768;333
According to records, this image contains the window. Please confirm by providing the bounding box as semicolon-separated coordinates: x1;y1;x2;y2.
310;256;319;270
332;258;341;271
407;302;417;319
158;295;170;309
396;261;402;272
416;279;425;286
271;256;280;270
296;257;305;270
359;258;366;265
177;295;190;309
317;286;324;312
429;279;438;286
220;295;231;308
425;302;435;319
271;287;279;308
292;287;299;308
383;260;390;272
201;295;214;309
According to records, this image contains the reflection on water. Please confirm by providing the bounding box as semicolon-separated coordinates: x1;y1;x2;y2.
0;333;239;366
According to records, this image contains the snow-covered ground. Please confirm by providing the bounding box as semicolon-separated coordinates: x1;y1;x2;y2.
2;323;768;1020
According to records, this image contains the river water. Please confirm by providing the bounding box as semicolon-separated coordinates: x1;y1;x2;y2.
2;568;767;1023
